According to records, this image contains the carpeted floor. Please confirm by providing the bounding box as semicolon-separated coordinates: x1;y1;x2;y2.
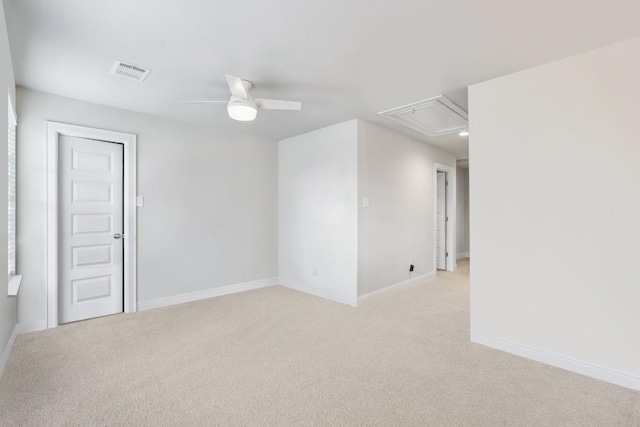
1;259;639;426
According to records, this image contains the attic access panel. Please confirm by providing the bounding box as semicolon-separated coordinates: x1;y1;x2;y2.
378;95;468;137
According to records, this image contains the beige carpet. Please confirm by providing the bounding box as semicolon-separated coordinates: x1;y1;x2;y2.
1;260;639;426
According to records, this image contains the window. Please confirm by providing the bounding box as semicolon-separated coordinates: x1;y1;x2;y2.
7;95;16;277
7;94;20;296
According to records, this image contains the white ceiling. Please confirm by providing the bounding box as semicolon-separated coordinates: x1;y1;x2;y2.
5;0;640;158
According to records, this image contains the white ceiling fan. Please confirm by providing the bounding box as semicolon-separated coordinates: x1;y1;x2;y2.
180;75;302;122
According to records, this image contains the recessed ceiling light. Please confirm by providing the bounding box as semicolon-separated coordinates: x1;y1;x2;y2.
459;131;469;136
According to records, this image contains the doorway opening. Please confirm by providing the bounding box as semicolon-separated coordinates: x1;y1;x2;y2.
46;122;137;328
434;163;456;273
436;171;448;270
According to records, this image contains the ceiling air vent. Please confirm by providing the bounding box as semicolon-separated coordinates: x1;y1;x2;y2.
378;95;468;137
110;60;151;82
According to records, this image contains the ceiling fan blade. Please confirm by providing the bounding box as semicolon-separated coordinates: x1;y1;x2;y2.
255;99;302;111
226;75;249;100
179;100;228;104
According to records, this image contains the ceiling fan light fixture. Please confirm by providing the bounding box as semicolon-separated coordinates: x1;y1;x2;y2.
227;100;257;121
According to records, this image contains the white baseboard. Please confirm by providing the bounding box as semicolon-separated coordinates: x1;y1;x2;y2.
456;252;470;260
0;320;47;376
279;278;357;307
0;325;17;376
138;277;279;311
470;330;640;391
358;271;436;303
15;321;47;335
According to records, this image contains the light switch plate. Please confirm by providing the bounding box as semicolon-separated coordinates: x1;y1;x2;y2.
136;196;144;207
362;197;370;208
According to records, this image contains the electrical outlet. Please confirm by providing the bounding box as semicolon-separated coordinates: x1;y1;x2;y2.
409;264;414;272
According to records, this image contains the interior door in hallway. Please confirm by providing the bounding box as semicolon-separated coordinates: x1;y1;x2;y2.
436;171;447;270
59;135;124;324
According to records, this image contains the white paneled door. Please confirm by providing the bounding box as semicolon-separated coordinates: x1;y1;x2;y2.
59;135;124;324
436;171;447;270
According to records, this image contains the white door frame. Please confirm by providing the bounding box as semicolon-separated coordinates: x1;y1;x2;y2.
46;121;137;328
434;163;456;272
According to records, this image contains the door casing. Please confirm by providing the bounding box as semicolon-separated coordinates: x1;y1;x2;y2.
46;121;137;328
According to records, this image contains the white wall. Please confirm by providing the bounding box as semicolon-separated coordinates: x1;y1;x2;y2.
456;167;470;258
470;36;640;381
16;87;278;325
0;2;16;359
357;120;456;296
278;120;358;306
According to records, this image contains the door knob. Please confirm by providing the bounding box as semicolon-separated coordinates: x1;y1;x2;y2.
114;233;122;239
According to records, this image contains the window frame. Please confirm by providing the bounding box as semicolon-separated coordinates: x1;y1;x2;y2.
7;93;21;296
